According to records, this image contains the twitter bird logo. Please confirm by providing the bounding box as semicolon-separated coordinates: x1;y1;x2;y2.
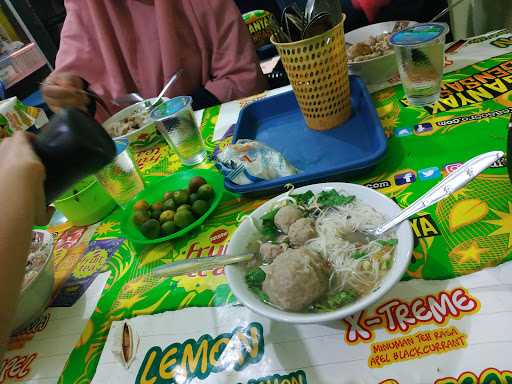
418;167;441;181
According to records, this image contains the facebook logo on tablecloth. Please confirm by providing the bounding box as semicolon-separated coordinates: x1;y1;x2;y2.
394;127;413;137
414;122;433;133
418;167;441;181
394;171;416;185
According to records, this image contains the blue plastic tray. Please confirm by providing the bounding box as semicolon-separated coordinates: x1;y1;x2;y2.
225;75;387;195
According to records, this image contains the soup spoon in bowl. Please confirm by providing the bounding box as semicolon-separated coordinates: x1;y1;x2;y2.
148;151;503;276
151;253;257;277
342;150;504;244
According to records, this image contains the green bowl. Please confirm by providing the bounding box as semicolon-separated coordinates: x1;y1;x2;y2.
53;176;117;226
120;168;224;244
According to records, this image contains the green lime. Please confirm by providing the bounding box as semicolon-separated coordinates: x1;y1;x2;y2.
140;219;161;239
176;204;192;213
189;193;199;203
197;184;214;200
163;191;173;201
134;200;150;211
188;176;207;193
151;201;164;211
174;209;195;228
133;210;150;226
192;200;210;217
161;220;177;235
159;210;175;223
151;209;162;219
163;198;176;211
173;189;189;205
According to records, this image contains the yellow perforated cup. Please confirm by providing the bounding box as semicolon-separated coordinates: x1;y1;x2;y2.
272;15;351;131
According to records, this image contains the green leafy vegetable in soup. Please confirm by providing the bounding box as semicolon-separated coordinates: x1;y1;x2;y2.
246;267;266;288
310;290;358;312
246;188;397;313
246;267;270;302
259;207;280;239
316;189;355;207
292;190;314;206
352;250;367;259
377;239;398;247
291;189;355;208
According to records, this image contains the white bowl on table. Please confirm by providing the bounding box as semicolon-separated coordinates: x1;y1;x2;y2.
103;97;169;152
345;21;416;85
13;230;54;333
225;182;414;324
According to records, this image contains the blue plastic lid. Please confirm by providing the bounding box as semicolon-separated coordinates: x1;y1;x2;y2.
389;23;448;47
114;138;128;155
150;96;192;120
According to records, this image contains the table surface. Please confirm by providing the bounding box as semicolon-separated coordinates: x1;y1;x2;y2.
14;31;512;383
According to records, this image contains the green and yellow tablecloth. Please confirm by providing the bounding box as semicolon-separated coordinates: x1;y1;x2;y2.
8;31;512;383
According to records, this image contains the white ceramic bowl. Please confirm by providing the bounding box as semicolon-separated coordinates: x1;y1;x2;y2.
14;230;54;332
345;21;416;84
103;97;169;151
225;182;414;323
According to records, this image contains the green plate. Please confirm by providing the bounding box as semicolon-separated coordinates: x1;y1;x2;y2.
120;168;224;244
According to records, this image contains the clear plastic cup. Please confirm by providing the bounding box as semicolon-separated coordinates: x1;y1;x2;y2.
150;96;206;166
95;139;145;207
389;23;449;106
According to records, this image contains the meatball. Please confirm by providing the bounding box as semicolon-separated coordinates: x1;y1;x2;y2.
259;242;287;263
263;247;330;311
288;218;316;246
276;234;289;243
273;205;303;234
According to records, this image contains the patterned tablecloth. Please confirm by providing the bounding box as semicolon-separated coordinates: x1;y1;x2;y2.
4;29;512;384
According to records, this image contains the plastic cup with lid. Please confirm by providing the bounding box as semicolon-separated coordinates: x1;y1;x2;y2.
389;23;450;106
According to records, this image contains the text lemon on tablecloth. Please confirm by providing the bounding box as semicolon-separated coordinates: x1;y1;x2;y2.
135;323;264;384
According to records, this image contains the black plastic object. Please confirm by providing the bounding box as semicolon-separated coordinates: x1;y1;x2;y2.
32;107;116;203
265;59;290;89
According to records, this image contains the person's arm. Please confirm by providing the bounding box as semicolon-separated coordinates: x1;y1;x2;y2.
191;0;268;103
0;132;48;358
191;87;220;111
41;72;91;114
41;0;94;114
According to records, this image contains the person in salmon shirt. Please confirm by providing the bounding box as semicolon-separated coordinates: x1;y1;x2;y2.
42;0;268;121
